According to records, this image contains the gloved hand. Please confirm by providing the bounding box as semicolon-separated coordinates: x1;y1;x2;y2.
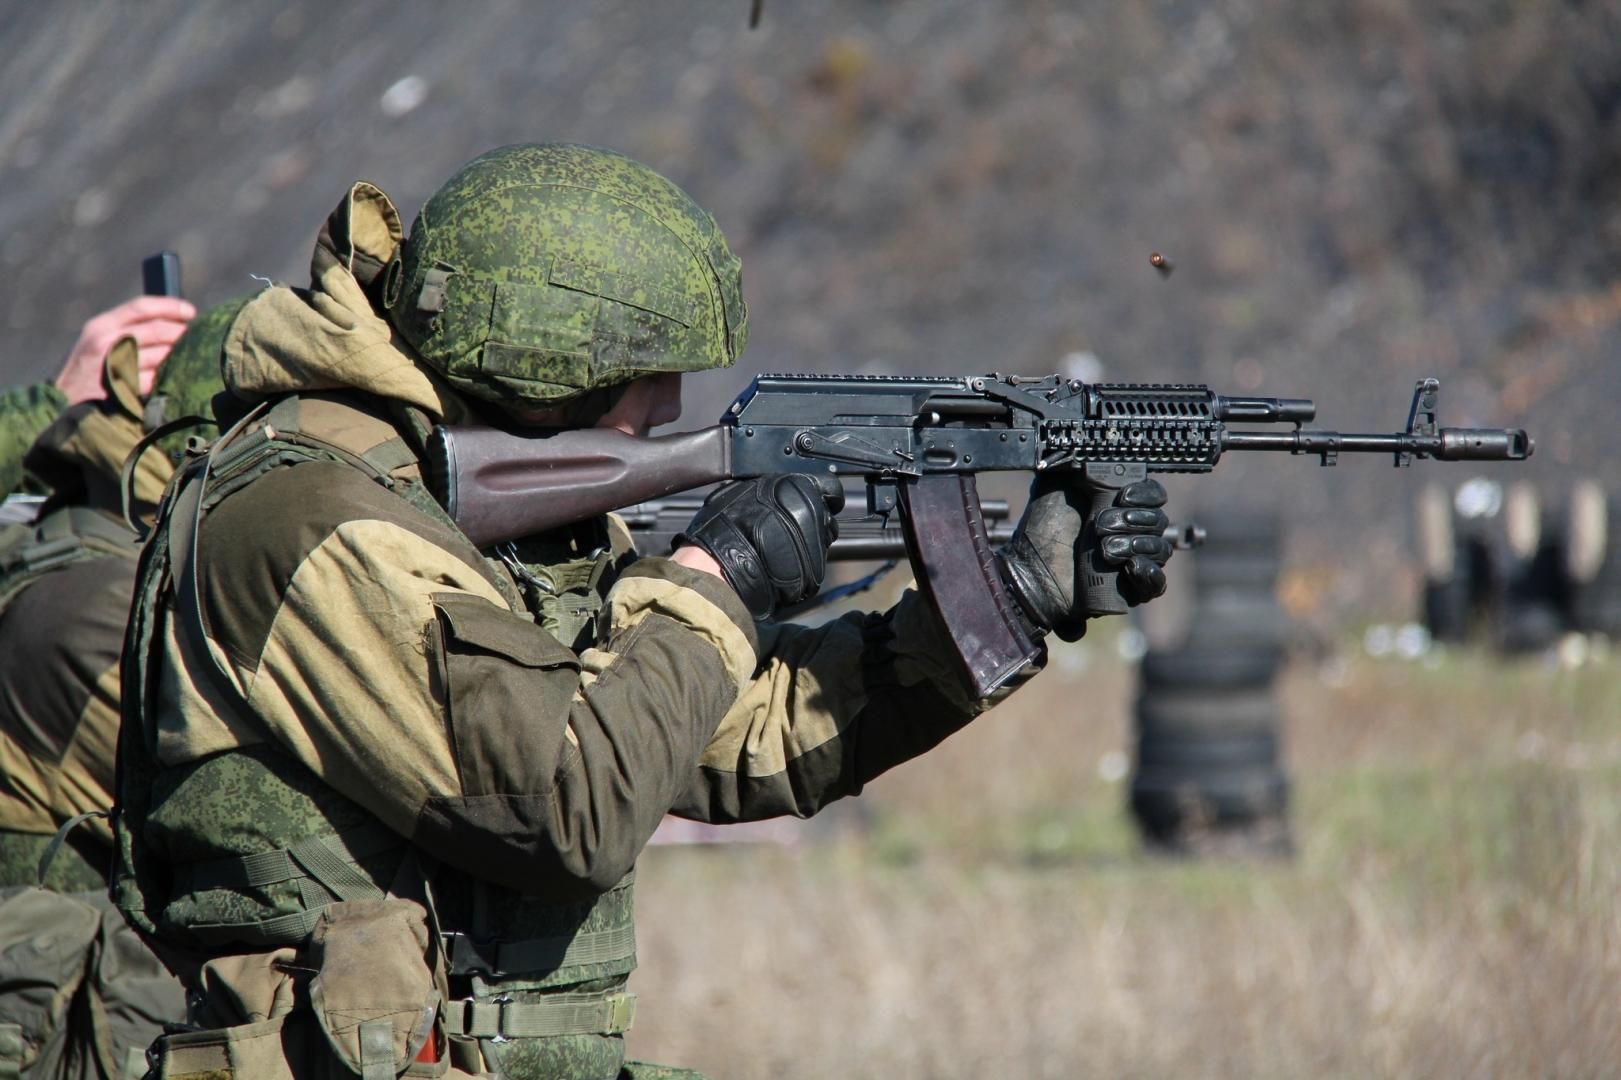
677;475;844;619
998;475;1173;641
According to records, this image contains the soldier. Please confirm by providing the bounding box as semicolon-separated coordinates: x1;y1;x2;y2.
1;296;196;496
0;298;238;1079
114;146;1174;1079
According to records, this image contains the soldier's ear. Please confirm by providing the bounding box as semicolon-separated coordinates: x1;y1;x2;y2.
102;335;145;420
316;181;404;293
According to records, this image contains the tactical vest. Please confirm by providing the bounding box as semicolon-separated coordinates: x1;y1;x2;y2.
0;504;139;893
115;393;640;1079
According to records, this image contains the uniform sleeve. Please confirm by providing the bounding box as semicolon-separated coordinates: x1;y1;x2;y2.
188;461;758;900
671;587;1043;823
0;382;67;496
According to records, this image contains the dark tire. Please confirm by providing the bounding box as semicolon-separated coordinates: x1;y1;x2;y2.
1423;571;1473;643
1497;602;1564;653
1136;729;1280;770
1136;686;1281;738
1190;505;1282;555
1130;687;1290;853
1130;767;1289;840
1140;646;1281;691
1191;552;1281;592
1183;595;1291;651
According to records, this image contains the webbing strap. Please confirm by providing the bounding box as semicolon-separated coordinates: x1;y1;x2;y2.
4;533;80;573
170;400;271;720
500;923;636;971
37;809;110;886
359;1019;395;1080
0;1023;20;1080
120;413;212;536
180;820;398;891
0;507;137;614
359;435;418;475
441;991;636;1039
444;923;637;977
172;825;393;948
284;833;385;903
182;907;326;948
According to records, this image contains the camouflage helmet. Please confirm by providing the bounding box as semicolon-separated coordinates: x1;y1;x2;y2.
387;143;748;411
146;292;252;458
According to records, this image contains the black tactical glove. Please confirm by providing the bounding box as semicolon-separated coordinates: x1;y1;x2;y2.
678;475;844;619
998;475;1173;641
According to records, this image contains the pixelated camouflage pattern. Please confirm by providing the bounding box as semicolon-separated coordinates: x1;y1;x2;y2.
619;1064;710;1079
0;832;103;893
144;746;401;939
0;382;67;496
145;293;253;461
389;143;747;409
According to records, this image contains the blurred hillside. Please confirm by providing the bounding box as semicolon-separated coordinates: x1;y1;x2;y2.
2;0;1618;617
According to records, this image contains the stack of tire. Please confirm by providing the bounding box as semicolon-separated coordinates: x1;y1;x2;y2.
1566;480;1621;639
1130;505;1291;856
1496;482;1569;653
1414;482;1503;644
1415;479;1621;651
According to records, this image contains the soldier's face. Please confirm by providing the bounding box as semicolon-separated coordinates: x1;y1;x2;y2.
594;372;684;436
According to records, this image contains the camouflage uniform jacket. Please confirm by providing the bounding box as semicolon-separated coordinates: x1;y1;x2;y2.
0;387;184;1079
116;205;1038;1080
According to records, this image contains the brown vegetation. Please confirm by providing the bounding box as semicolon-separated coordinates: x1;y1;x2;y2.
630;634;1621;1076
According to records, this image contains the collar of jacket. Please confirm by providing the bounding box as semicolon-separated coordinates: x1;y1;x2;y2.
222;183;478;426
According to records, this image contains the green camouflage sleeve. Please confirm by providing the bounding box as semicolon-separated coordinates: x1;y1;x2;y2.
672;587;1044;823
0;382;67;495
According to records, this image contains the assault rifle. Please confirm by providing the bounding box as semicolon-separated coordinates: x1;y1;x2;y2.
428;374;1531;695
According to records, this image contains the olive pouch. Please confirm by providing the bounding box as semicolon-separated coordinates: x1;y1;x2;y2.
307;899;443;1079
0;886;102;1078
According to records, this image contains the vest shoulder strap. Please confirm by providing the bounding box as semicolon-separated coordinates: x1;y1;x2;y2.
0;505;137;612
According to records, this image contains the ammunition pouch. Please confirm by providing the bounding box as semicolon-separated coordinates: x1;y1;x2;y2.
0;885;183;1080
154;899;453;1080
309;901;442;1079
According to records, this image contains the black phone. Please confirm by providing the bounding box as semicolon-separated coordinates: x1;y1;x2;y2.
141;251;182;297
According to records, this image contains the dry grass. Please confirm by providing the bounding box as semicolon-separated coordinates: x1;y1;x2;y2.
627;632;1621;1077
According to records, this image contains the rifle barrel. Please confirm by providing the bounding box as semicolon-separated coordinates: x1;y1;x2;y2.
1223;427;1532;461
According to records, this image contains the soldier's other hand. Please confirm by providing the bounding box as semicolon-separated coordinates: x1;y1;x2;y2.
999;475;1173;641
55;296;197;404
676;475;844;619
1094;479;1174;605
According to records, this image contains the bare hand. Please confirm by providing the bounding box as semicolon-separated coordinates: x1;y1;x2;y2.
54;296;197;404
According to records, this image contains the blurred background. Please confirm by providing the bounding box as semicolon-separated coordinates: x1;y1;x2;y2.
4;1;1619;1074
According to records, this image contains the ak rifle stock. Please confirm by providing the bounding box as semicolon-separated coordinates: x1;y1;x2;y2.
428;374;1531;696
